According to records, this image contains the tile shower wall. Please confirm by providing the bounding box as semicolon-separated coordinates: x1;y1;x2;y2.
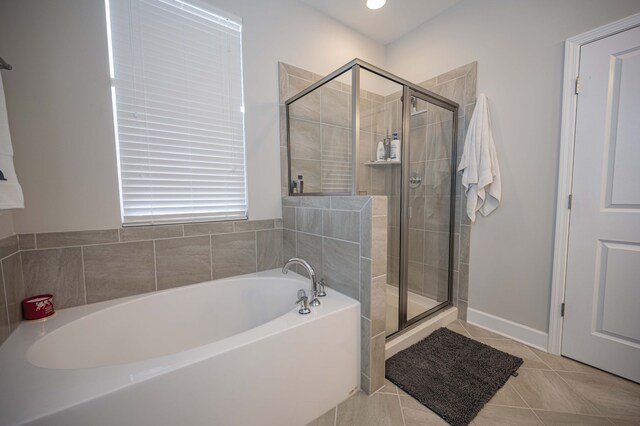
0;219;283;344
420;62;476;320
279;63;388;195
282;195;387;394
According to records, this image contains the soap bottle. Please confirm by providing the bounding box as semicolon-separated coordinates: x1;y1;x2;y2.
376;140;385;161
297;175;304;194
384;137;391;161
390;132;401;161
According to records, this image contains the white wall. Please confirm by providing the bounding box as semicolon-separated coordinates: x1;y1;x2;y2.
386;0;640;332
0;211;14;239
0;0;385;233
0;0;121;233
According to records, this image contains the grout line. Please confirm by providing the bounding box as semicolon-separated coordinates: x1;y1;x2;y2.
552;369;604;416
296;230;359;246
524;407;617;419
209;235;213;280
0;261;12;332
506;376;547;425
18;223;279;251
80;246;87;305
457;320;472;336
152;241;158;292
397;392;407;426
371;329;386;339
0;251;19;262
254;231;258;272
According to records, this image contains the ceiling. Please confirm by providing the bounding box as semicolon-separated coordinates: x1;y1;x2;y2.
300;0;462;45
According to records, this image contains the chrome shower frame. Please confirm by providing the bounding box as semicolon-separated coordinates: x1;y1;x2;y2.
285;58;459;338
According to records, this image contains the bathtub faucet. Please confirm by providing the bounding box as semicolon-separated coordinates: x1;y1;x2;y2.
282;257;322;307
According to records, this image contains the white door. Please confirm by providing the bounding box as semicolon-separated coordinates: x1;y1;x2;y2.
562;25;640;383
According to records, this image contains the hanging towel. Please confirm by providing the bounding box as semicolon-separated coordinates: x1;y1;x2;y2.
457;93;501;222
0;72;23;209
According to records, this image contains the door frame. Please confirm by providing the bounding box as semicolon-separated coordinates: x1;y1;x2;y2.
548;12;640;355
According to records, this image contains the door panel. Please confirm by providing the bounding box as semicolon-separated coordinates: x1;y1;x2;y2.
402;91;455;326
562;25;640;383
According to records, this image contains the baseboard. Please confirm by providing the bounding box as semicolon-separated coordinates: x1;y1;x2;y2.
467;308;548;351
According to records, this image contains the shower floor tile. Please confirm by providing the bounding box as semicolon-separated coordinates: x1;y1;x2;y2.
306;320;640;426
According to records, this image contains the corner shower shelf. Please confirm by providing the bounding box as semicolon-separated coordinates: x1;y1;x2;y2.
365;161;401;166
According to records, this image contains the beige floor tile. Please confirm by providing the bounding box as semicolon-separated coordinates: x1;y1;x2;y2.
400;396;448;425
472;405;541;425
488;380;528;408
556;371;640;419
510;369;600;415
306;407;336;426
529;348;603;374
377;379;399;395
336;391;404;426
458;321;507;339
446;320;471;337
475;338;550;369
608;415;640;425
533;410;612;425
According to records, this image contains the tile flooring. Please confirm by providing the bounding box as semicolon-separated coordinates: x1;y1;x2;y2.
307;320;640;426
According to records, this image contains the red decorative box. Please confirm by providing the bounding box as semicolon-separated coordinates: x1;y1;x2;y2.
22;294;54;320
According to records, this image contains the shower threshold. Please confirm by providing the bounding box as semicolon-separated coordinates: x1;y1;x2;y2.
385;306;458;359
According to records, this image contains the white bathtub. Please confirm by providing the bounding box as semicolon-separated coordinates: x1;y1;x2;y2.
0;269;360;426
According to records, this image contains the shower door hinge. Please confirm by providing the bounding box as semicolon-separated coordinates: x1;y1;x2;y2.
568;194;572;209
575;76;580;95
561;302;565;317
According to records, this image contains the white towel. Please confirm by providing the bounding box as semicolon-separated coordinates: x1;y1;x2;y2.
457;94;501;222
0;72;23;210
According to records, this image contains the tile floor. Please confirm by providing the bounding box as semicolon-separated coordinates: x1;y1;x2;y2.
307;320;640;426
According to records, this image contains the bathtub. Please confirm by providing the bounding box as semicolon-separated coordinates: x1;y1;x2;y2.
0;269;360;426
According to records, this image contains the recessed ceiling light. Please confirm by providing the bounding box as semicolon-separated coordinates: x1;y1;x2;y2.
366;0;386;10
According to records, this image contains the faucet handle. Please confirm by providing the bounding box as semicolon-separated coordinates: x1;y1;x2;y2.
295;289;311;315
317;278;327;297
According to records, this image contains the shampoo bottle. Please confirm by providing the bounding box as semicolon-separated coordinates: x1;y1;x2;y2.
376;140;385;161
390;132;401;161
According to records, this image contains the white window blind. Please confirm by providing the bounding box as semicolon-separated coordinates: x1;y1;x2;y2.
106;0;247;225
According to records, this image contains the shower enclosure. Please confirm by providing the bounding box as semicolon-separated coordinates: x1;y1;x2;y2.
285;59;458;338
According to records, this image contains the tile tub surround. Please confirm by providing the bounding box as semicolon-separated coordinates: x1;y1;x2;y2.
0;219;283;344
0;234;22;344
283;195;388;394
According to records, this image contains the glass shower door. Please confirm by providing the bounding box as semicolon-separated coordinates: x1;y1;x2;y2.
400;90;456;326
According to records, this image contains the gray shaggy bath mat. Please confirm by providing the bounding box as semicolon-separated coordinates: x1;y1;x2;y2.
386;327;523;426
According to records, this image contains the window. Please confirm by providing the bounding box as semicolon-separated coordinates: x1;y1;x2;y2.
105;0;247;225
